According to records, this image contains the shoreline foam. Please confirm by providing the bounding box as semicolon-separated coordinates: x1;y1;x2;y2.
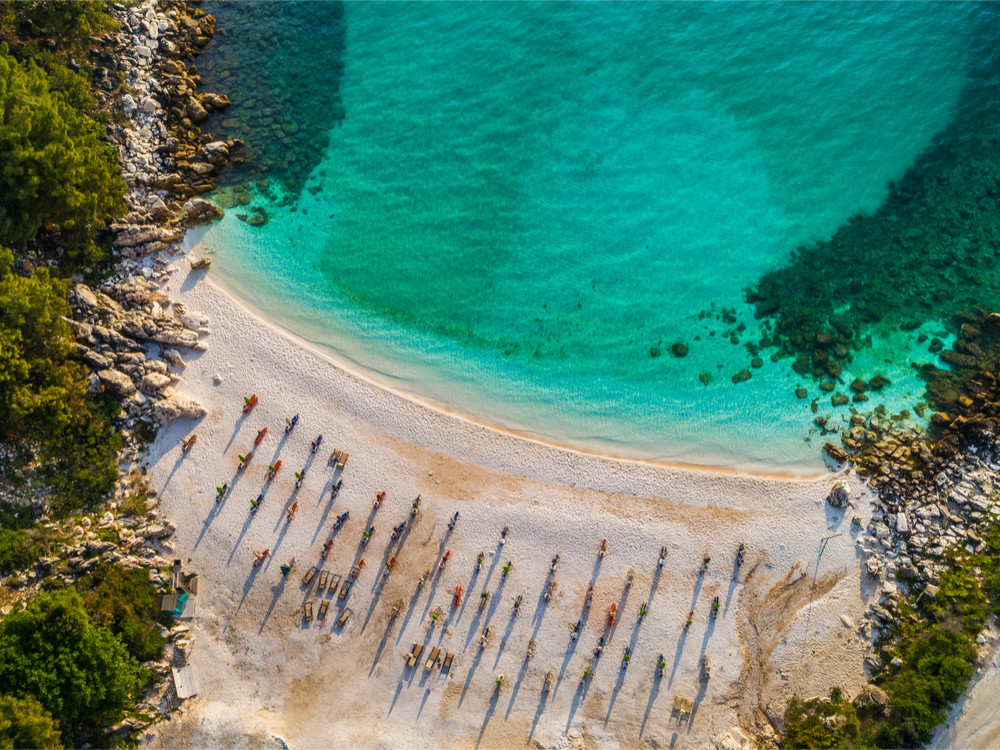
198;252;827;482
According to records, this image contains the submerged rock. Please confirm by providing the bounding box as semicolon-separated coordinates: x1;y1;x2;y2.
670;342;689;358
731;369;751;384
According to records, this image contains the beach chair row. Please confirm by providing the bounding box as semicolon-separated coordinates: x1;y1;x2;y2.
406;643;454;673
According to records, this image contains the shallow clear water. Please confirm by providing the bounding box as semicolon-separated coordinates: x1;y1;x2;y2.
197;1;980;472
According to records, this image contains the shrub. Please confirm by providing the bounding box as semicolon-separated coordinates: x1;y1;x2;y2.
76;564;165;662
0;693;62;749
0;44;125;260
0;589;144;745
0;528;41;575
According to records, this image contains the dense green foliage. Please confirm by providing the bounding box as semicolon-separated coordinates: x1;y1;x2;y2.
0;693;62;750
0;1;115;67
0;528;41;575
77;563;167;662
0;589;144;745
0;248;121;510
0;43;124;262
783;520;1000;748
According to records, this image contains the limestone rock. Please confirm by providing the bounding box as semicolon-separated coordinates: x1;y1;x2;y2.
182;197;222;224
72;283;99;310
853;685;889;709
152;392;206;423
141;372;172;395
715;726;752;750
179;311;209;331
827;481;851;508
189;256;212;270
162;348;186;368
98;368;137;398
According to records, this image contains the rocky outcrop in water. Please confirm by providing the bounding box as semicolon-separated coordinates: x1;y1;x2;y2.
745;14;1000;386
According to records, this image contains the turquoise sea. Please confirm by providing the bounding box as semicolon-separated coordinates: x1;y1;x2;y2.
195;1;988;472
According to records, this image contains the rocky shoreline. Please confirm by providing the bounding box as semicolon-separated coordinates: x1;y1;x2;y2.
12;0;999;744
0;0;243;740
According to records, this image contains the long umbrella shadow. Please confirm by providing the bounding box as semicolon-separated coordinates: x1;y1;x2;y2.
360;577;388;633
463;599;487;650
193;502;222;552
605;612;644;725
484;576;508;625
272;485;297;534
310;479;339;545
267;428;291;466
554;603;590;699
395;583;424;646
565;677;588;732
420;540;450;623
235;562;264;615
530;573;553;641
504;654;531;719
492;610;517;670
667;629;689;688
259;574;288;634
605;583;631;645
194;466;246;550
527;682;549;742
416;684;434;720
458;642;485;707
640;665;663;737
479;540;504;591
226;512;256;565
224;409;252;454
723;568;740;617
265;514;295;573
369;615;397;676
453;566;477;625
158;453;185;496
387;679;405;717
688;671;710;732
475;686;500;749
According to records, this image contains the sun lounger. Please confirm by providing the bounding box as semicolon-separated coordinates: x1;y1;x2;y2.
329;449;341;465
318;600;329;620
303;601;313;623
337;451;349;470
442;653;454;672
336;607;353;628
302;566;317;586
407;643;423;668
424;646;441;670
338;579;353;600
329;574;342;594
672;694;694;721
317;570;330;591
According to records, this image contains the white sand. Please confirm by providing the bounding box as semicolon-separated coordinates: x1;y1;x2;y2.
140;246;877;749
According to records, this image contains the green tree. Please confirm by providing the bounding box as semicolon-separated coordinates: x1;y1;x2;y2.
0;589;145;744
78;564;166;662
0;1;116;67
0;693;62;749
0;248;121;509
0;247;82;436
0;44;124;260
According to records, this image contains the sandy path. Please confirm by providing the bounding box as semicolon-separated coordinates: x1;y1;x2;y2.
140;247;875;749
